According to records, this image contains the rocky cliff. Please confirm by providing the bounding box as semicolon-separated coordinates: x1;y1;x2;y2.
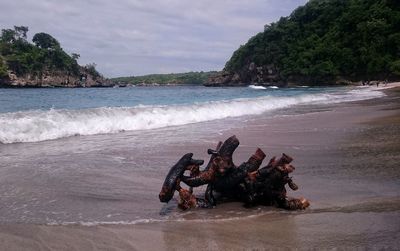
0;67;113;88
205;63;283;87
206;0;400;87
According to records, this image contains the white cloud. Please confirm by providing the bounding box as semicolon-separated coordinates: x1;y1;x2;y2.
0;0;308;77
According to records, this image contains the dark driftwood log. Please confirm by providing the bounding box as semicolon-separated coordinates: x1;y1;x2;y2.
213;148;266;192
204;141;222;171
257;153;293;178
159;153;204;203
177;188;197;210
205;183;215;206
278;197;310;210
244;152;309;210
217;135;240;163
159;135;309;211
181;135;240;187
243;148;267;173
180;168;216;187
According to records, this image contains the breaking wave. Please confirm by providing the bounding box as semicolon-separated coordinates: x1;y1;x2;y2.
248;85;267;90
0;88;384;144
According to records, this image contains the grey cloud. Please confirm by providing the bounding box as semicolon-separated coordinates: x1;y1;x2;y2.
0;0;307;77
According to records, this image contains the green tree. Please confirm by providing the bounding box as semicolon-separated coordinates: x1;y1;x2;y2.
224;0;400;85
14;26;28;40
0;29;17;43
85;63;101;80
71;53;80;61
390;60;400;76
0;26;102;82
32;32;60;50
0;56;8;78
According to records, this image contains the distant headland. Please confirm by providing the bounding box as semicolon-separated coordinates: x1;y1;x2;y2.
111;71;217;86
0;26;112;88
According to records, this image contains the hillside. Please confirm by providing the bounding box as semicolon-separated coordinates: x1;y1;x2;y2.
112;71;217;86
0;26;111;87
206;0;400;86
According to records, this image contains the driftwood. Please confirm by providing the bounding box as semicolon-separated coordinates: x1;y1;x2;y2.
159;135;310;211
159;153;204;203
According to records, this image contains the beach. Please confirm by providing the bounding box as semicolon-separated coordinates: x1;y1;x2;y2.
0;85;399;250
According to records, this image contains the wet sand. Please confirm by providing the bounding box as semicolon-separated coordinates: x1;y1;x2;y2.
1;87;399;250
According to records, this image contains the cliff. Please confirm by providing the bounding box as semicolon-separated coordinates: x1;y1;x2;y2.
0;26;112;88
205;64;281;87
1;67;113;88
206;0;400;87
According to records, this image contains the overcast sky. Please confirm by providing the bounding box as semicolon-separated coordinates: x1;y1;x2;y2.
0;0;307;77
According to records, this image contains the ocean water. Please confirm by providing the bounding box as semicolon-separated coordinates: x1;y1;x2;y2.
0;85;395;228
0;86;384;144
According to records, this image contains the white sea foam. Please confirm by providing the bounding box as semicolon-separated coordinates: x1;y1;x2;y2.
0;88;385;144
248;85;267;90
48;218;163;226
47;213;268;226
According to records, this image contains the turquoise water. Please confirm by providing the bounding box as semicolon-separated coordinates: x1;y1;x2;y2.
0;86;325;113
0;86;384;144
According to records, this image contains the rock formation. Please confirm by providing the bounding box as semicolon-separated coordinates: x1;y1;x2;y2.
0;67;113;88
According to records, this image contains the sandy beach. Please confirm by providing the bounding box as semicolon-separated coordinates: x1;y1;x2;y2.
0;85;399;250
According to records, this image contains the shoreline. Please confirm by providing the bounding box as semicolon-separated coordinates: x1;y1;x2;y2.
1;81;399;89
0;87;399;250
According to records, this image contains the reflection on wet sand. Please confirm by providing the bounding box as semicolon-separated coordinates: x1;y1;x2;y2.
161;213;298;250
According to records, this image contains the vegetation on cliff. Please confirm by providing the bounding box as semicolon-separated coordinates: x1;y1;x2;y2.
211;0;400;86
0;26;106;87
112;71;217;85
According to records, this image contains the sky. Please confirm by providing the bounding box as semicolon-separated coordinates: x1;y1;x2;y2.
0;0;308;78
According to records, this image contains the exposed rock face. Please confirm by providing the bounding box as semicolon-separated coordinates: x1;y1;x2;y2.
205;62;364;87
0;68;113;88
204;71;244;87
205;62;285;87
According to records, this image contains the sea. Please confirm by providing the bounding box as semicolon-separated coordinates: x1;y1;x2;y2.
0;85;384;144
0;85;394;227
